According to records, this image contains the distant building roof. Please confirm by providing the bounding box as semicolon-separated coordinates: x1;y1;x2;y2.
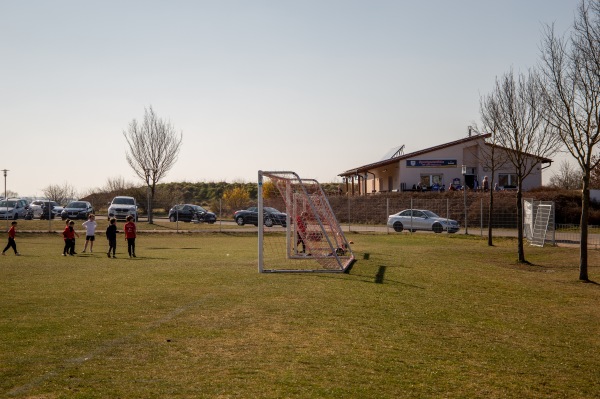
339;134;492;177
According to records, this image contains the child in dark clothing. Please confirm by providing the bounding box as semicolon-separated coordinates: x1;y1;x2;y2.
106;218;118;258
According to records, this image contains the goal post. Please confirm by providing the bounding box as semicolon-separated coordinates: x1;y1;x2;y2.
258;170;355;273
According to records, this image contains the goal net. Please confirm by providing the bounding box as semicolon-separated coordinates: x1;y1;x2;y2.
258;171;355;273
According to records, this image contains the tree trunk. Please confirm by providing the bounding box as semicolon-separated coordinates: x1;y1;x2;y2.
579;173;590;281
149;184;156;224
516;186;526;263
487;190;494;246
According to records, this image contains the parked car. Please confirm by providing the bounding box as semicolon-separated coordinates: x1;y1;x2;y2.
39;201;63;220
28;200;46;219
168;204;217;223
234;206;287;227
61;201;94;220
0;198;30;220
108;196;138;221
387;209;460;233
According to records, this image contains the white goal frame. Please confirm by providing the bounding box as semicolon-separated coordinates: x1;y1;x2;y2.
258;170;355;273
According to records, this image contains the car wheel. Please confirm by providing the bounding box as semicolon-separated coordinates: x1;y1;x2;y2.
410;229;416;233
264;217;274;227
13;214;18;220
208;221;216;224
236;216;245;226
432;223;443;233
393;221;403;232
169;215;176;222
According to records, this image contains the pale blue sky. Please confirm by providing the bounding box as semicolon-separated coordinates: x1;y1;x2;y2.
1;0;578;197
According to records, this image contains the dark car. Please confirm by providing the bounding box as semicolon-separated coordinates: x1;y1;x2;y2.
39;201;63;220
234;206;287;227
61;201;94;220
168;204;217;223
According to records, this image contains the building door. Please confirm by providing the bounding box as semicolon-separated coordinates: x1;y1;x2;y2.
465;175;476;189
388;176;393;192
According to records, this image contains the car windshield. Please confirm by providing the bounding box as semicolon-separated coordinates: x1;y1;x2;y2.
264;207;281;213
113;198;134;205
68;202;87;209
0;201;16;207
422;210;440;218
192;205;207;212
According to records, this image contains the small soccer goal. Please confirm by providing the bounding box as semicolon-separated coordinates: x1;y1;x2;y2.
258;170;355;273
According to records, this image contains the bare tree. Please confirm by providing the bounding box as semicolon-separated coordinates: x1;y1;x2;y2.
3;190;19;199
540;0;600;280
104;176;135;193
42;183;77;205
484;69;560;263
548;160;582;189
123;106;183;223
474;116;510;247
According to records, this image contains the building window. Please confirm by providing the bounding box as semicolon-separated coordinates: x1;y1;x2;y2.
420;174;443;188
499;173;517;188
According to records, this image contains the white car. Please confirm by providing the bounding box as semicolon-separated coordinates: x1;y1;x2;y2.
0;198;30;220
387;209;460;233
107;196;138;221
29;200;46;219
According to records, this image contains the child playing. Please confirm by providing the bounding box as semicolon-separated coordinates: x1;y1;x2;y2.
106;218;118;258
82;214;97;253
62;220;79;256
2;221;20;256
124;215;137;258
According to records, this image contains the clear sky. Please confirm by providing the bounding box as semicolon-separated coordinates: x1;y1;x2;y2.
1;0;579;198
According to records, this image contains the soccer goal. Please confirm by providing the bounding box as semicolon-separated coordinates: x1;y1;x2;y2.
257;170;355;273
524;199;555;247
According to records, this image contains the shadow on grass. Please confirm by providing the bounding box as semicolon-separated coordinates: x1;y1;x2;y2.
375;265;386;284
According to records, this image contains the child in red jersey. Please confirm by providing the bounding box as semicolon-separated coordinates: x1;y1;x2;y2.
124;215;137;258
2;221;20;256
62;220;79;256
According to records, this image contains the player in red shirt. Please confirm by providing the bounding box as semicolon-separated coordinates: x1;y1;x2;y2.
2;221;20;256
124;215;137;258
62;220;79;256
295;211;308;253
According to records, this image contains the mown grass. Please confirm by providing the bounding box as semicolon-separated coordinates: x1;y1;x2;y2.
1;232;599;398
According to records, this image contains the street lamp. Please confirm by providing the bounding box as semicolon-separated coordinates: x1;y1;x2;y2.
2;169;8;229
462;165;468;235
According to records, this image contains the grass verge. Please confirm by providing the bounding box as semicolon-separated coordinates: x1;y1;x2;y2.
1;233;599;398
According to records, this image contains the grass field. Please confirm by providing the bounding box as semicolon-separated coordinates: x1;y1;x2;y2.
1;232;599;398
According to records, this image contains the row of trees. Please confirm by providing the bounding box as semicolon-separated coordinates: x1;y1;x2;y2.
479;0;599;281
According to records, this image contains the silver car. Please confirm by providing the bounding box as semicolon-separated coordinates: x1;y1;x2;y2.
0;198;30;220
387;209;460;233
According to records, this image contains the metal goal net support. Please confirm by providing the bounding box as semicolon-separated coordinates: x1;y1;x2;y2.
258;171;355;273
524;199;555;247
